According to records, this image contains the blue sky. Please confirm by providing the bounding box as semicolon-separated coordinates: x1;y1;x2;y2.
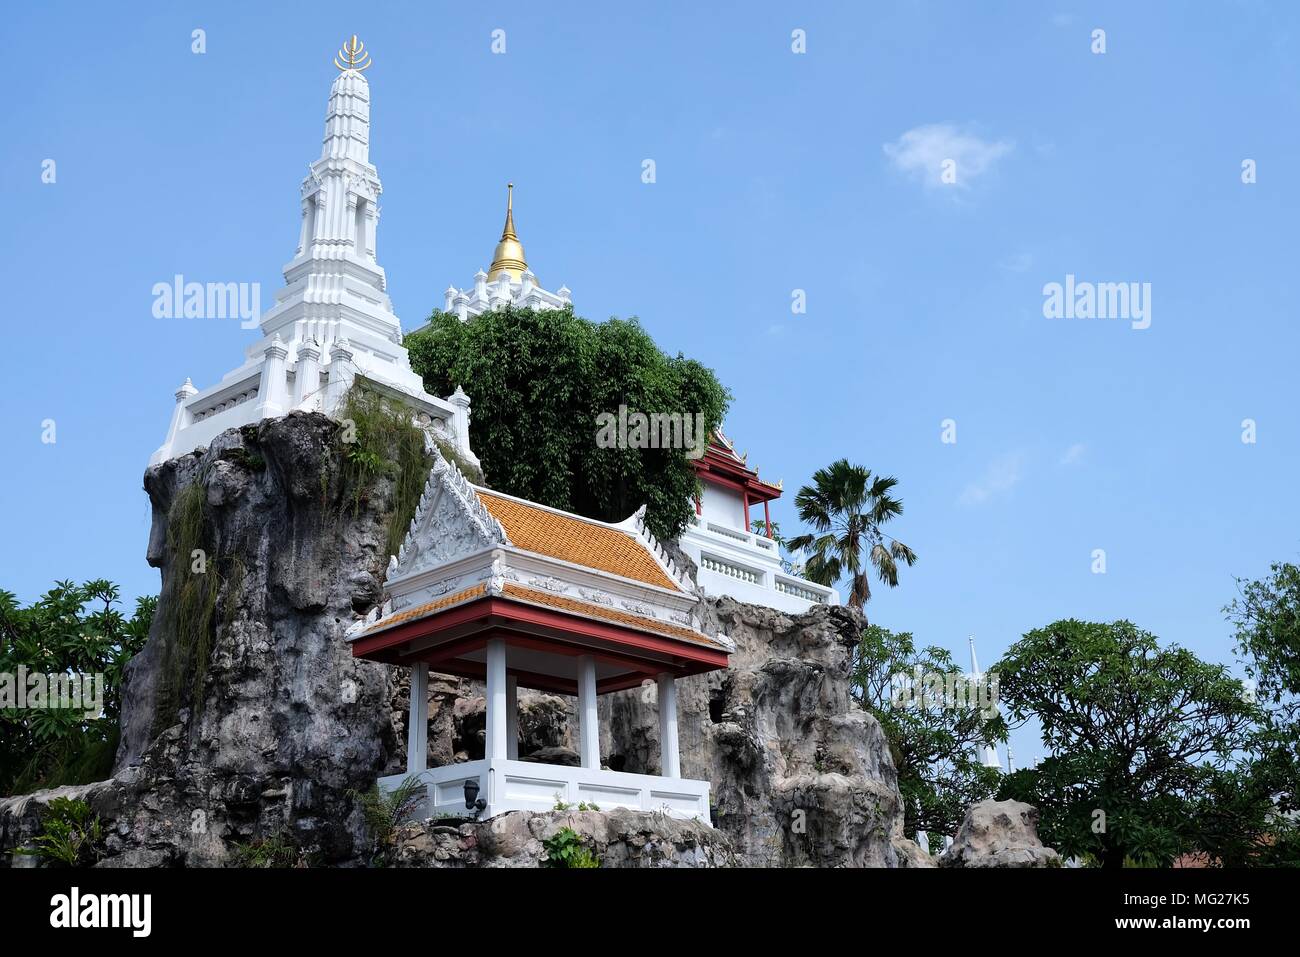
3;2;1298;765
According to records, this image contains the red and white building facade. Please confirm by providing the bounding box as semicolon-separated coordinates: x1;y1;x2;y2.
679;433;839;614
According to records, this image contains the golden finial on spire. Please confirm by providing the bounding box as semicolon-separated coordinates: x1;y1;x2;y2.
489;182;529;282
334;35;372;72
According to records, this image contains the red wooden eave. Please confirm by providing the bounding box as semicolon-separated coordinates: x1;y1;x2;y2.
350;594;729;695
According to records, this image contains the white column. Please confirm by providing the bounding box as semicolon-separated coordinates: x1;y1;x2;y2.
325;337;354;414
155;378;198;463
657;673;680;778
577;655;599;769
448;386;472;453
485;638;508;761
294;339;321;410
254;335;291;419
506;675;519;760
406;663;428;776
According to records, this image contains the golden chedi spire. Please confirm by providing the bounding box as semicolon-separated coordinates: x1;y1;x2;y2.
488;183;529;282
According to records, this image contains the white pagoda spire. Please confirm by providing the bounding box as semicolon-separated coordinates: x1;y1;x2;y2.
265;48;396;346
150;38;479;473
968;635;1002;770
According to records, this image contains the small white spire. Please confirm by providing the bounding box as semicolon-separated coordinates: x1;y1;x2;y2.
970;634;1000;769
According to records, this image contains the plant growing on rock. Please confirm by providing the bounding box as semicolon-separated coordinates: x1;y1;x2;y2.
349;777;425;866
153;478;241;731
18;797;104;867
333;387;438;559
542;826;600;868
229;832;312;868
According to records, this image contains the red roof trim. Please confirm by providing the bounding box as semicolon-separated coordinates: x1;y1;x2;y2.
692;442;782;502
351;595;730;680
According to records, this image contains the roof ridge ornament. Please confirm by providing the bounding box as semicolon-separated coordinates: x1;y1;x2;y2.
334;34;372;72
394;454;510;571
620;504;694;592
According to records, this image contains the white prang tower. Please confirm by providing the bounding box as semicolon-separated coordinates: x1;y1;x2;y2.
152;37;479;472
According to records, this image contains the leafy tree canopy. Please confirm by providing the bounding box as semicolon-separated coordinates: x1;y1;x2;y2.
853;624;1005;837
1218;561;1300;864
995;619;1259;868
406;306;730;541
0;581;155;796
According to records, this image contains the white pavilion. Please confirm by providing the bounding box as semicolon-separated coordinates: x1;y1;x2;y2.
150;36;478;472
351;453;731;820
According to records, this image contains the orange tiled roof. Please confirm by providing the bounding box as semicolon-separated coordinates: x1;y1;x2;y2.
360;584;487;637
501;583;724;650
476;490;678;591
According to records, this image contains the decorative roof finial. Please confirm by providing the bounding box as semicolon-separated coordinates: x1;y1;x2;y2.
334;35;372;72
489;182;529;282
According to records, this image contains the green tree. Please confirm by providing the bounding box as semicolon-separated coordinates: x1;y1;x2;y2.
853;625;1005;838
406;306;729;541
785;459;916;611
0;580;155;796
995;619;1259;868
1219;561;1300;865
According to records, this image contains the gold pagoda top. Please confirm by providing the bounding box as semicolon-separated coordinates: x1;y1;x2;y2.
488;183;529;282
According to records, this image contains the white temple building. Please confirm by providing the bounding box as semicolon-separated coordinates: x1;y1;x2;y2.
439;184;572;322
151;38;478;471
679;433;839;614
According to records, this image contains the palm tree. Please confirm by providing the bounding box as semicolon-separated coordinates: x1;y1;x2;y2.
786;459;917;611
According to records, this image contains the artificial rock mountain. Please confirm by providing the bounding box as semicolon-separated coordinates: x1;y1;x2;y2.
1;413;932;867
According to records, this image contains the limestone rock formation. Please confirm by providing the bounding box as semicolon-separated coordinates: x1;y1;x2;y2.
601;597;928;867
393;809;733;868
6;413;405;866
938;799;1061;868
1;413;928;869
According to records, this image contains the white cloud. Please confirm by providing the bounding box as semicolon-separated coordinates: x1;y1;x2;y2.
883;124;1013;189
959;452;1025;506
1059;443;1086;466
999;251;1034;273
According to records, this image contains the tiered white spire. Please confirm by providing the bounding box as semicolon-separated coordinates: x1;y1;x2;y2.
265;60;397;346
151;40;480;470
